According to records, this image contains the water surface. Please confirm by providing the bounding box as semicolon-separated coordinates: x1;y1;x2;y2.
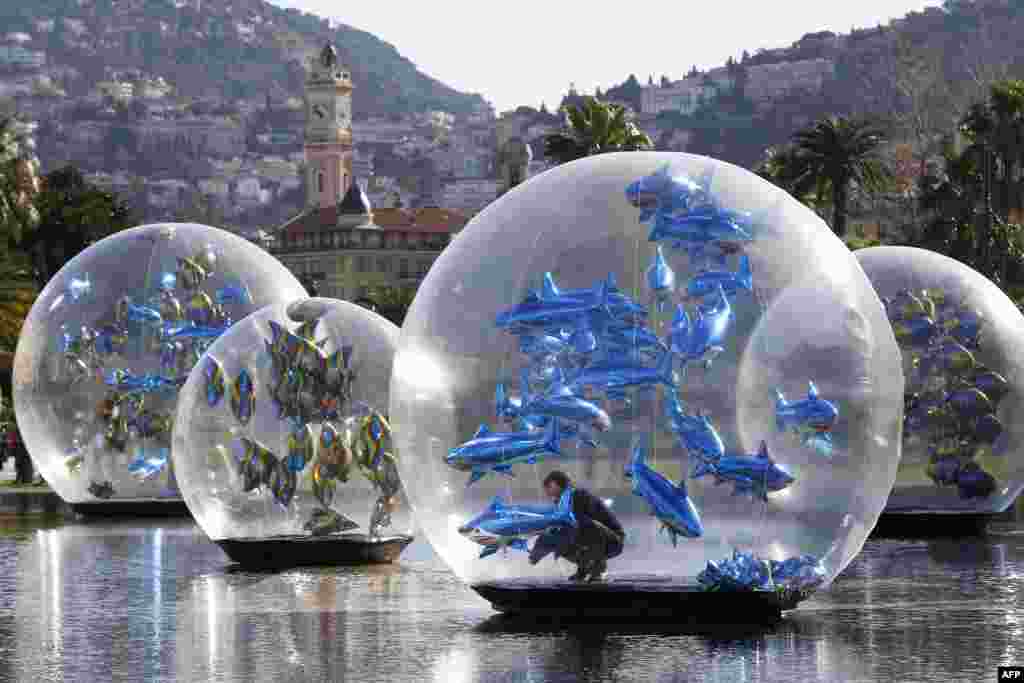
0;513;1023;682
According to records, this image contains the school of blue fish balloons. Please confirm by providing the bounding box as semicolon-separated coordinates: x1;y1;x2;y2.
449;164;833;597
883;287;1007;500
57;242;250;498
203;306;402;538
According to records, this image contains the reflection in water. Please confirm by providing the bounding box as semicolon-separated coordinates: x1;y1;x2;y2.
2;517;1024;681
11;520;209;681
443;615;869;683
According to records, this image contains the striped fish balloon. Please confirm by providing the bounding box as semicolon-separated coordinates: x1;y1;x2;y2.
230;368;256;425
204;356;226;407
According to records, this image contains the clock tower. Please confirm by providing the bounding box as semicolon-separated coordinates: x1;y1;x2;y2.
304;43;354;209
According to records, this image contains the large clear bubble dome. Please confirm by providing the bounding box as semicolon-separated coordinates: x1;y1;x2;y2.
12;223;307;504
391;152;903;603
173;298;411;541
856;246;1024;513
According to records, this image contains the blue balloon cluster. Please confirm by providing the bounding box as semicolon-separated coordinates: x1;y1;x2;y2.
450;163;833;592
697;550;826;595
885;288;1008;499
57;244;248;498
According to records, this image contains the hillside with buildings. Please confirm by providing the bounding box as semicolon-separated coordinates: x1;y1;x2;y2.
572;1;1024;169
0;0;494;230
4;0;1022;245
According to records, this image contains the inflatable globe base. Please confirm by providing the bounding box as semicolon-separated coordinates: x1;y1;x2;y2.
872;510;992;538
884;482;1024;516
70;497;190;518
472;574;799;621
214;533;414;569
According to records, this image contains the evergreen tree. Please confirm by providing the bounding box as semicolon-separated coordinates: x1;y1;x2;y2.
15;166;136;288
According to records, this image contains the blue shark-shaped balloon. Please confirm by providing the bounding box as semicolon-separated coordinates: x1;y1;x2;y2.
604;321;667;356
686;255;753;301
625;440;703;545
532;272;648;323
669;285;732;371
570;348;676;394
646;245;676;313
517;330;570;360
496;275;612;329
494;371;601;447
495;375;527;423
775;382;839;455
691;440;796;501
625;163;705;222
698;550;826;594
519;368;611;434
683;242;733;270
648;203;754;247
445;419;563;487
664;394;725;462
699;549;773;591
458;490;577;559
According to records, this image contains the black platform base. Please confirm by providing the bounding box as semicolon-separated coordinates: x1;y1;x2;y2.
872;511;992;538
70;498;191;518
215;533;415;570
471;574;794;622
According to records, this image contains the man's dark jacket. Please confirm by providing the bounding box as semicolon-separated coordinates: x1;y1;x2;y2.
572;487;624;538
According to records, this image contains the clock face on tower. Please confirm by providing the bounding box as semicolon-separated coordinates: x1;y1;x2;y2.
312;104;327;120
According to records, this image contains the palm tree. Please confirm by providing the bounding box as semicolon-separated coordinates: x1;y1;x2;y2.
544;97;653;164
786;116;891;237
917;80;1024;284
957;80;1024;272
755;144;830;211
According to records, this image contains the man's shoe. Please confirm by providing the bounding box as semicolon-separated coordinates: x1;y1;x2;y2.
568;566;588;582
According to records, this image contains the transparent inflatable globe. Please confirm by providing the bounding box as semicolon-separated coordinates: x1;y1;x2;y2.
12;223;306;504
173;298;411;541
391;153;903;604
856;246;1024;513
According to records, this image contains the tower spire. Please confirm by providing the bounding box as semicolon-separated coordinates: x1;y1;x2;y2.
304;41;354;209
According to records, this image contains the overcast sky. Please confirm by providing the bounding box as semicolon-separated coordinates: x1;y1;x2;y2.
270;1;942;113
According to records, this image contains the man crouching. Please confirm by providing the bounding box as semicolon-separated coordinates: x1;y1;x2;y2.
528;470;625;582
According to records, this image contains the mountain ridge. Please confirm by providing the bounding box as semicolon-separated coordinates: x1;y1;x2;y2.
0;0;487;118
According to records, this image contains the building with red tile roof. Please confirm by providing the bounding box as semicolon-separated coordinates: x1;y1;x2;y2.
263;42;469;304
